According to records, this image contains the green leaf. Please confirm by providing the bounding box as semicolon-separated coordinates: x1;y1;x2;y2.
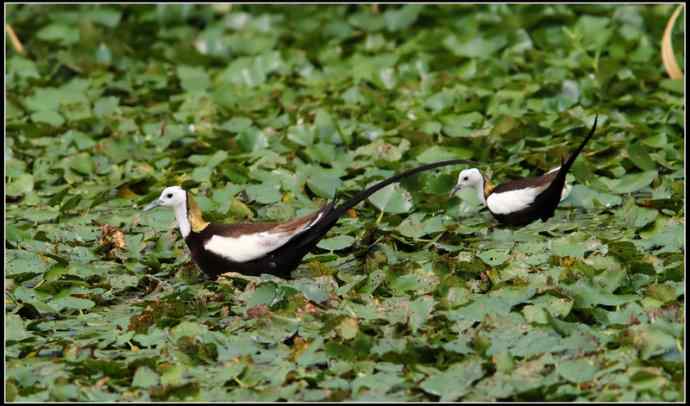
191;166;213;183
628;325;678;360
160;365;186;386
600;171;658;194
87;8;122;27
287;124;315;146
6;314;32;342
172;321;209;339
442;112;484;137
444;34;507;58
565;279;638;309
409;296;435;333
627;142;657;171
48;295;96;312
477;249;510;266
247;283;278;307
383;5;422;32
69;153;94;175
397;213;447;239
245;182;282;204
306;172;342;199
417;146;473;163
557;358;598;384
6;250;55;276
317;235;355;251
568;184;622;209
132;366;160;389
6;174;34;197
551;236;587;258
420;359;485;401
7;56;40;81
616;198;658;229
36;23;80;45
222;117;253;133
31;111;65;127
367;182;413;214
237;128;268;152
177;65;210;92
575;15;612;50
336;317;359;340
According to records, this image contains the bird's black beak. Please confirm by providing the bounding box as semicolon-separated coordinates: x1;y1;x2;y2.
143;199;162;211
449;185;462;198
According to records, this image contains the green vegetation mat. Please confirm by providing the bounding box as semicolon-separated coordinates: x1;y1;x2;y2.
5;4;684;402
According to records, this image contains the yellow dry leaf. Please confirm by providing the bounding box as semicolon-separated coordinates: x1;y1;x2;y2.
5;24;24;55
662;5;684;80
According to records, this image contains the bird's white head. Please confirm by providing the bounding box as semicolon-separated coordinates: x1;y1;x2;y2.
450;168;484;196
143;186;208;237
144;186;187;211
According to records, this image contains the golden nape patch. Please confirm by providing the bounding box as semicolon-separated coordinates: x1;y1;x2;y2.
187;194;209;232
483;176;495;199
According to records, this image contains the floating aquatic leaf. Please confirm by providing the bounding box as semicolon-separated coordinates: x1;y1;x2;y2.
31;111;64;127
177;65;210;92
557;358;598;384
317;235;355;251
336;317;359;340
132;366;160;389
444;34;508;59
417;145;473;163
599;170;658;194
477;249;511;267
567;184;622;209
420;359;485;401
6;314;32;342
367;182;413;214
245;182;282;204
36;23;80;45
6;174;34;197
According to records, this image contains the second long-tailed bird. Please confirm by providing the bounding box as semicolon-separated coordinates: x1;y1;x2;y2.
450;116;598;226
144;159;474;279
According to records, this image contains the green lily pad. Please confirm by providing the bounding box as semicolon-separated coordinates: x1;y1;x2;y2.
557;358;598;384
367;182;413;214
6;174;35;197
317;235;355;251
477;249;511;266
420;359;485;401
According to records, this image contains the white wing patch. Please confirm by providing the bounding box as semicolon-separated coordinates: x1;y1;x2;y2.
486;187;542;214
486;166;573;214
486;180;571;214
204;212;323;263
560;183;572;202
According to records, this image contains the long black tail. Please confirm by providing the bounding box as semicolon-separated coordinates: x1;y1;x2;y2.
331;159;477;220
542;115;598;200
560;115;598;177
285;159;476;259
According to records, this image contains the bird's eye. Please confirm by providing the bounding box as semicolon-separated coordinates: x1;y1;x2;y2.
463;176;469;181
166;193;173;198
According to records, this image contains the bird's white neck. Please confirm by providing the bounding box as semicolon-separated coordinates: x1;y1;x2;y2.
173;201;191;238
476;175;487;206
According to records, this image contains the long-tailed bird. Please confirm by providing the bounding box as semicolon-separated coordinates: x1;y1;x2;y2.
144;159;474;279
449;116;598;227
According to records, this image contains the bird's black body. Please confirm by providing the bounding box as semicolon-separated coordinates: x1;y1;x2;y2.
184;205;335;279
490;116;598;226
184;159;474;279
